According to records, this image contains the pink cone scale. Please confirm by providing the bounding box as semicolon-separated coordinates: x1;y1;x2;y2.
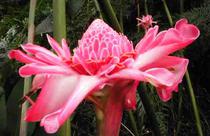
8;19;199;135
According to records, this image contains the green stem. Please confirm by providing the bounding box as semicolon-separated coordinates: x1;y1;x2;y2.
99;0;122;32
137;0;140;32
162;0;173;26
128;111;139;136
119;0;124;32
138;83;162;136
161;1;203;136
19;0;36;136
176;89;183;136
144;0;148;15
93;0;103;19
180;0;184;14
185;71;203;136
53;0;70;136
53;0;66;41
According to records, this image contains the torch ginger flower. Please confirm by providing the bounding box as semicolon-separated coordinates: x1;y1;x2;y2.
8;19;199;135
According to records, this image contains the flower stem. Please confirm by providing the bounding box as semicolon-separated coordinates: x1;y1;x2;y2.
19;0;36;136
179;0;184;14
138;83;162;136
137;0;140;32
161;0;173;26
161;1;203;135
53;0;70;136
144;0;148;15
119;0;124;32
128;111;139;136
99;0;122;32
185;71;203;136
176;88;183;136
53;0;66;42
93;0;103;19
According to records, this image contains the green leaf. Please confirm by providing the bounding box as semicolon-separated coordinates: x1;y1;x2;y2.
6;79;35;136
0;86;7;135
35;15;53;35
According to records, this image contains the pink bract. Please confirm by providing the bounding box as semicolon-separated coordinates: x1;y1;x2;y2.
8;18;199;134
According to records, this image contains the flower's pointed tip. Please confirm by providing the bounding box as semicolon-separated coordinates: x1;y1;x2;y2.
46;34;56;45
46;34;53;42
92;18;104;23
46;34;50;39
20;43;33;51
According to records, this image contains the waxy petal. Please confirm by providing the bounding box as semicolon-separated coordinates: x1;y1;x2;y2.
21;43;59;59
61;39;71;58
39;76;103;133
109;68;174;87
34;52;65;65
150;56;189;101
47;35;71;60
47;35;64;57
32;74;49;90
8;50;44;64
26;75;79;122
19;64;76;77
134;19;199;69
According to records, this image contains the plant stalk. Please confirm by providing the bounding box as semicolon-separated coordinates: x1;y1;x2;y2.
137;0;140;32
144;0;148;15
19;0;36;136
161;1;203;135
128;111;139;136
53;0;70;136
119;0;124;32
138;83;162;136
180;0;184;14
176;89;183;136
185;71;203;136
99;0;122;32
93;0;103;19
162;0;173;26
53;0;66;42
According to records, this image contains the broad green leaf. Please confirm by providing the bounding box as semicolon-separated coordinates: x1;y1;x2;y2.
0;86;7;135
6;79;35;136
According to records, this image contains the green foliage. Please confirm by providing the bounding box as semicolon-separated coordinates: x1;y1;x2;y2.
182;1;210;62
67;0;98;48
